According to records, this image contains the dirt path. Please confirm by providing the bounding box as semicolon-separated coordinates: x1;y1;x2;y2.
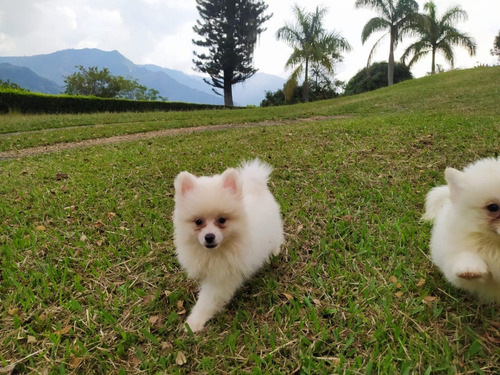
0;120;147;138
0;115;349;160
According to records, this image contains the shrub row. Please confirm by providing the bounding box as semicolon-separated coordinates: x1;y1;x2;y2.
0;90;225;114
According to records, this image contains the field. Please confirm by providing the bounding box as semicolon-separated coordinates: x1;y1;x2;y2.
0;66;499;374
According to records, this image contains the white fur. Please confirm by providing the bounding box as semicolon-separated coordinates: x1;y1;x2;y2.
423;157;500;302
173;159;284;332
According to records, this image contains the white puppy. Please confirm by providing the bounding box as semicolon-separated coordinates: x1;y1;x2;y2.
173;159;284;332
423;157;500;302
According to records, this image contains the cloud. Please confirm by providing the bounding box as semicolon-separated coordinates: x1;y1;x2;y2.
143;22;198;72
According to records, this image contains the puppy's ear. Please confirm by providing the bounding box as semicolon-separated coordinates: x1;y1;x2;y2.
174;172;196;196
445;167;465;201
221;169;241;195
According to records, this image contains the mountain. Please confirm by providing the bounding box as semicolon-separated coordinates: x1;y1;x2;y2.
0;49;222;104
233;73;286;106
0;63;61;94
139;63;286;106
0;48;285;105
138;64;212;95
0;49;134;87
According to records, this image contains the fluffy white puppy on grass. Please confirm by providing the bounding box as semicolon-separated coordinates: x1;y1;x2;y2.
173;159;284;332
423;157;500;302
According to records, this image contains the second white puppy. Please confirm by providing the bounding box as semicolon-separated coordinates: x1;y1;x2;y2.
173;159;284;332
423;157;500;302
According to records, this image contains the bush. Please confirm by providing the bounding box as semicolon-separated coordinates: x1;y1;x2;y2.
0;79;30;92
261;87;301;107
0;91;224;114
344;62;413;96
261;80;342;107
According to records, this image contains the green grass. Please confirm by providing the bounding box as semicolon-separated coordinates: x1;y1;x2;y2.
1;66;498;152
0;66;500;373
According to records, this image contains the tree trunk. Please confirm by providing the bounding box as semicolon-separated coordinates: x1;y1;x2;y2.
303;58;310;102
388;33;395;86
223;69;234;107
431;48;436;74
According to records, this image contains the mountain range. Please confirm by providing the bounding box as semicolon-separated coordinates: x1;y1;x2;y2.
0;48;285;106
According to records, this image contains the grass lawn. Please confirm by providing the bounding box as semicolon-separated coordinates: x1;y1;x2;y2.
0;66;499;373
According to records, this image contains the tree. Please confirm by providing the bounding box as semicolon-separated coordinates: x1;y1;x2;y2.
401;1;476;74
114;76;166;101
309;63;344;100
276;5;351;102
491;31;500;62
192;0;271;107
355;0;420;86
64;65;121;98
64;66;166;101
344;61;413;95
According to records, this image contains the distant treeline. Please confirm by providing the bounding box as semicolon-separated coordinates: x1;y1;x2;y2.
0;89;225;114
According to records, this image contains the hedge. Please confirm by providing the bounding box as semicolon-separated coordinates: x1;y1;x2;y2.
0;90;225;114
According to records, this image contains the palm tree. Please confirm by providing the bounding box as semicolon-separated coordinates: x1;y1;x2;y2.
355;0;420;86
401;1;476;74
276;5;351;102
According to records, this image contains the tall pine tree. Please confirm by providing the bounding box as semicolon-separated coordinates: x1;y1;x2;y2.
193;0;271;107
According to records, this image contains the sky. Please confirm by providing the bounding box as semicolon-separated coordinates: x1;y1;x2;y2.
0;0;498;83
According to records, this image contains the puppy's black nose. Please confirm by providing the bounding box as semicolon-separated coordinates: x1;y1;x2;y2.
205;233;215;243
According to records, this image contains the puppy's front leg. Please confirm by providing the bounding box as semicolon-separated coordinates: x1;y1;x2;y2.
185;279;240;332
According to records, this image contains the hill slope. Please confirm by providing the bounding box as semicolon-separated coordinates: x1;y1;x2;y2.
0;66;498;152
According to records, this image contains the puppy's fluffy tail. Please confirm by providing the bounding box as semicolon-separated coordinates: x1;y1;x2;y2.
422;185;449;221
239;159;272;193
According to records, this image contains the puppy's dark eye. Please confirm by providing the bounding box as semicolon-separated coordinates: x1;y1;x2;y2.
486;204;499;213
217;217;226;224
195;218;204;226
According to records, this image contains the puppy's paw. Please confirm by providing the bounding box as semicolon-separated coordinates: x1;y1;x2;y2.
452;254;489;282
455;263;489;281
457;271;488;280
272;245;281;256
185;316;205;333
